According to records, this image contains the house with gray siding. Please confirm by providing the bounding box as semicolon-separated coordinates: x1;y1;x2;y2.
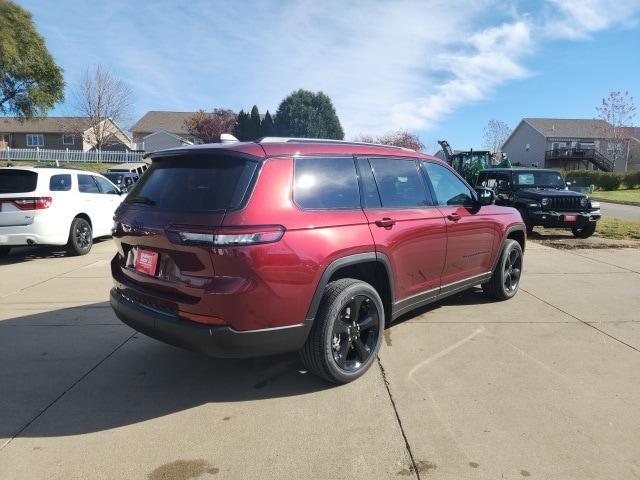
130;111;198;152
502;118;640;172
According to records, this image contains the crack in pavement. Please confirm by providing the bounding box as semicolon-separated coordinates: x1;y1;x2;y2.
0;331;136;452
521;289;640;355
562;250;640;275
377;357;421;480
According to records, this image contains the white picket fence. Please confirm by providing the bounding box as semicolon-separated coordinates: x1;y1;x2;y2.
0;147;145;164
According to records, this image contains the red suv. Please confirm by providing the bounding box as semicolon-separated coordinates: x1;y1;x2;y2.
110;139;525;383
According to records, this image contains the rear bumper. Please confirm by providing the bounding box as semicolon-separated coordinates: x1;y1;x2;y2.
0;215;68;246
110;288;312;358
0;230;68;246
529;210;600;228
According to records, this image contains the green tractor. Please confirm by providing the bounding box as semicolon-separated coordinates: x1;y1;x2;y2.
436;140;511;185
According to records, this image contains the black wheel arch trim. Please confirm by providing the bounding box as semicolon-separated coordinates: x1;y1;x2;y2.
305;252;394;324
492;224;526;272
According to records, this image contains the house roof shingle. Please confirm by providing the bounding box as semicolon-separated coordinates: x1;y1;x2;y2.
524;118;612;139
130;111;196;135
0;116;94;133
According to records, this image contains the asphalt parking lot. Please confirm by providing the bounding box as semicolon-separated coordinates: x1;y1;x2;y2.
1;240;640;479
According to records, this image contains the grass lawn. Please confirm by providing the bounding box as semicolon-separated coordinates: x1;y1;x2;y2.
4;160;113;174
596;218;640;240
590;188;640;204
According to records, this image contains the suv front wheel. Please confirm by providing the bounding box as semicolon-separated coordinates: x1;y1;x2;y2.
482;239;523;300
300;278;384;384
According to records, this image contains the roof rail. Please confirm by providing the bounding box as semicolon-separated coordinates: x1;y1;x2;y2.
257;137;414;152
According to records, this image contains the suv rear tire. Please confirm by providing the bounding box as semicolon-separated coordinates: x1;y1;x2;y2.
571;223;596;238
300;278;384;384
66;217;93;256
482;239;523;300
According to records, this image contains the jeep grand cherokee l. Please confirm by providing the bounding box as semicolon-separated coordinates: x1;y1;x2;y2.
110;139;525;384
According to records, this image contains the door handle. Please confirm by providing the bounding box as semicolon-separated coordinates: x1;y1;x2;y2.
447;213;461;222
375;218;396;229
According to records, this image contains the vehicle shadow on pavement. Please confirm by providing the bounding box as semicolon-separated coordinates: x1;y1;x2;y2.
0;303;331;439
0;239;112;265
392;286;496;325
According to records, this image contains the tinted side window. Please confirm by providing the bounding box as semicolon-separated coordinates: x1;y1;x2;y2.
369;158;430;208
49;174;72;192
94;176;119;194
294;157;360;209
356;158;381;208
422;162;475;206
78;174;100;193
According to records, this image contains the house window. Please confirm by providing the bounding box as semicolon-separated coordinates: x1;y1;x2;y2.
62;134;74;145
26;134;44;147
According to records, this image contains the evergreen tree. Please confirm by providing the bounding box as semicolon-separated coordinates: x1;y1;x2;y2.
274;89;344;139
249;105;261;140
234;109;250;140
260;110;275;137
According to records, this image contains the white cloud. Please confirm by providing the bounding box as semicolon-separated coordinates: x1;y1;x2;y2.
24;0;640;136
543;0;640;39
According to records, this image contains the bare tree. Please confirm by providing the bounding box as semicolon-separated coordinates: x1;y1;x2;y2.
73;65;132;150
482;119;512;156
184;109;238;143
595;91;636;168
353;130;424;151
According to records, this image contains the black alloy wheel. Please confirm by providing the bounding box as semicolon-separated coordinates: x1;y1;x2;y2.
300;278;385;384
331;295;380;372
482;239;523;300
503;246;522;294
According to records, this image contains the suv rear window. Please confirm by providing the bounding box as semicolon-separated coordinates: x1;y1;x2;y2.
294;157;360;209
0;170;37;193
125;156;258;212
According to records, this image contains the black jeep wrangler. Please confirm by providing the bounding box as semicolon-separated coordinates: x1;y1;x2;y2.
476;168;601;237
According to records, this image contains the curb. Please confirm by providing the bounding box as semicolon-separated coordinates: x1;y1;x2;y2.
590;198;640;207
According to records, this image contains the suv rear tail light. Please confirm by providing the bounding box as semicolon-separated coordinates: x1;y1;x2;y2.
1;197;52;210
167;225;285;246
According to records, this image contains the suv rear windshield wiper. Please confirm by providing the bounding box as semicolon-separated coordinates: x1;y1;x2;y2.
128;196;156;206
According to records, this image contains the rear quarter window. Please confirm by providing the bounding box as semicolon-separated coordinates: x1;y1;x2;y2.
49;174;72;191
0;170;38;193
293;156;360;209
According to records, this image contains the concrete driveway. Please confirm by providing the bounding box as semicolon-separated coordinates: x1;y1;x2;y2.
1;240;639;479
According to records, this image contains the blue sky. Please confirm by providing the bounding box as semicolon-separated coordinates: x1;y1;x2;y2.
19;0;640;152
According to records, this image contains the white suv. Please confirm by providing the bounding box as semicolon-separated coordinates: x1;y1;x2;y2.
0;167;124;256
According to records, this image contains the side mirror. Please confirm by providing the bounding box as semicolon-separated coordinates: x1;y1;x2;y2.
475;187;495;206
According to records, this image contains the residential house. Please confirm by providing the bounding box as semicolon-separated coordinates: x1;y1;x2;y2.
0;117;133;151
130;111;198;152
502;118;640;172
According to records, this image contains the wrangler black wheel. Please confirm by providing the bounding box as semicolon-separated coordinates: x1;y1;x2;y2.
571;223;596;238
300;278;384;384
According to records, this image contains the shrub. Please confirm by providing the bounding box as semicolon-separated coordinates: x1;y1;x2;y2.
564;170;599;188
596;172;622;191
622;170;640;189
